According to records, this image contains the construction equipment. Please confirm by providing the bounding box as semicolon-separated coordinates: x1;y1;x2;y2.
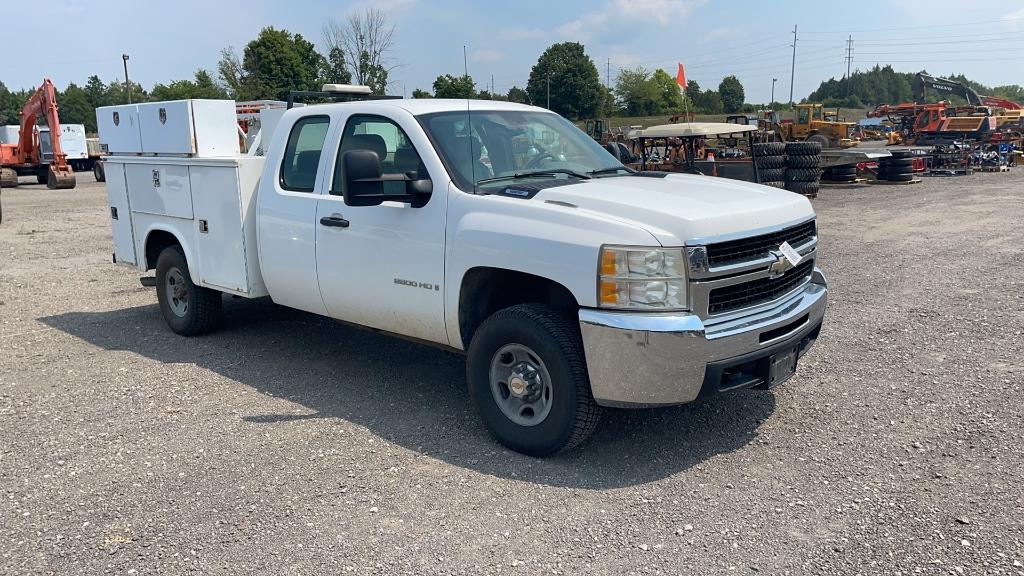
773;103;857;148
915;73;1022;110
0;79;76;189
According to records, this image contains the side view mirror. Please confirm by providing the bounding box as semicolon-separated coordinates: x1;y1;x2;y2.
342;149;385;207
342;149;433;208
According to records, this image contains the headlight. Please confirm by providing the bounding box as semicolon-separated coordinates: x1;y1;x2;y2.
598;246;687;310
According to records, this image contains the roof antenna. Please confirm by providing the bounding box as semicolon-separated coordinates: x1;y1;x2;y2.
465;45;476;194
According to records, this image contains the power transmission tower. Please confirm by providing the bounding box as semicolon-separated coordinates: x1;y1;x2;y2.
788;25;797;106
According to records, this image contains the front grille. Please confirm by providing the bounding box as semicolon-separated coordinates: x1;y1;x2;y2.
705;220;816;267
708;259;814;315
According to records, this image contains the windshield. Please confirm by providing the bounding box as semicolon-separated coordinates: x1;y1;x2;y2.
418;110;626;191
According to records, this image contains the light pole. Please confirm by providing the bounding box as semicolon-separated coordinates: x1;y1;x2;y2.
546;74;551;110
122;54;131;104
771;78;777;109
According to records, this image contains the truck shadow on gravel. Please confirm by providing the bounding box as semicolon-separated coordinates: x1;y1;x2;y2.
41;298;776;489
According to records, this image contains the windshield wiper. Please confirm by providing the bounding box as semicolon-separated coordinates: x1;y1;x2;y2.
476;169;591;185
587;166;633;177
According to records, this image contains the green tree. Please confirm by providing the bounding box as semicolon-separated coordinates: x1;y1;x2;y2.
0;81;24;125
217;47;244;98
506;86;528;103
411;88;432;99
614;66;659;116
229;27;325;100
84;75;110;109
526;42;604;120
322;47;353;85
651;68;683;113
58;83;96;132
432;74;476;99
718;75;745;113
151;70;230;101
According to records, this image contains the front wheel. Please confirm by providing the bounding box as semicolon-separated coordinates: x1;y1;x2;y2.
467;304;601;456
155;245;222;336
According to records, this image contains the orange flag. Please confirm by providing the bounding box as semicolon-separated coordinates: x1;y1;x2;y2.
676;63;687;90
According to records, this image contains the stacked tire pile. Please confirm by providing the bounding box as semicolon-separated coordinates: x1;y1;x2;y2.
753;142;785;189
784;142;822;198
876;150;915;182
822;164;858;183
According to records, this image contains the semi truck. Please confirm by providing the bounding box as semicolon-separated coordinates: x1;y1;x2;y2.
99;88;827;456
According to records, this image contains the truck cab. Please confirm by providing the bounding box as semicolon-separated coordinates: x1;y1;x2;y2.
99;90;828;456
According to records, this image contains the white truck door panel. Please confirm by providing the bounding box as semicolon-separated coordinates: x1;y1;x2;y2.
256;113;332;316
125;163;193;219
314;112;448;345
104;161;137;265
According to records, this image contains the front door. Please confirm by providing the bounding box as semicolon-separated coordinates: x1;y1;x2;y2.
314;112;449;345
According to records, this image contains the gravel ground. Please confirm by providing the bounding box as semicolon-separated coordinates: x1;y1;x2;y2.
1;169;1022;575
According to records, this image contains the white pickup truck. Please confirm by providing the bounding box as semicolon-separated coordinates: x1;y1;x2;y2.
99;92;827;456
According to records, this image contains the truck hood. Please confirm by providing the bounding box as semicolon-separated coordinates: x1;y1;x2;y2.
534;173;814;246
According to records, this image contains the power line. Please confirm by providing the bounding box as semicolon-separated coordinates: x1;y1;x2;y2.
800;15;1024;34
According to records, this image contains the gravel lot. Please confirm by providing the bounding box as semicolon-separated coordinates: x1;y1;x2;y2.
1;169;1022;575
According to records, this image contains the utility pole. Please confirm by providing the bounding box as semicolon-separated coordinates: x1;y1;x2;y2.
122;54;131;104
771;78;777;109
463;45;468;78
491;74;495;96
546;74;551;109
788;25;797;106
845;35;853;97
606;58;611;91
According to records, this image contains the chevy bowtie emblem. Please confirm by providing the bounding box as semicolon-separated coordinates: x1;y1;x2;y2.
768;250;793;278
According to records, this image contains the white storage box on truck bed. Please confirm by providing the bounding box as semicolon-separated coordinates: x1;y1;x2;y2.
97;99;239;156
105;156;267;297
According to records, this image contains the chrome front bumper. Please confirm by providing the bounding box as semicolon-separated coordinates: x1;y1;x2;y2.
578;268;827;407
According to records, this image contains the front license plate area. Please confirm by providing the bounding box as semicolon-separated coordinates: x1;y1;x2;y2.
767;348;798;387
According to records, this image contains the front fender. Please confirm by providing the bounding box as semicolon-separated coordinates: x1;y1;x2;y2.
443;187;658;347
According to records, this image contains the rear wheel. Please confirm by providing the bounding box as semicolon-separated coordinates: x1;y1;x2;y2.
467;304;601;456
155;245;222;336
93;161;106;182
807;134;832;149
0;168;17;188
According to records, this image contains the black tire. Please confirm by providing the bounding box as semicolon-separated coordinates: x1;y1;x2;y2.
155;245;222;336
93;161;106;182
785;167;821;182
762;180;786;189
0;168;18;188
757;167;785;182
35;170;47;184
786;154;821;169
887;173;915;182
882;159;913;170
785;141;822;156
467;304;601;456
754;155;784;169
889;150;914;159
829;165;857;175
786;180;820;196
806;134;832;149
754;142;785;156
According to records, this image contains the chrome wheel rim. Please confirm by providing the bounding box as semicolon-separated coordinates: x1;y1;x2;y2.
165;267;189;318
488;343;553;427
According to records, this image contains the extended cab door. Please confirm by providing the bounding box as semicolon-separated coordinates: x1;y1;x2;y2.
314;110;449;345
257;113;333;316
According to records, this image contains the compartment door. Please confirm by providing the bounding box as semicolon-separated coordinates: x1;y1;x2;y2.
189;164;249;293
104;162;137;265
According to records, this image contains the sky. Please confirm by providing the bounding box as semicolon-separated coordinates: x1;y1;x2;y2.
3;0;1023;103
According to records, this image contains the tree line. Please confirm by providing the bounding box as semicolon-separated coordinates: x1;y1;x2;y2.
807;64;1024;109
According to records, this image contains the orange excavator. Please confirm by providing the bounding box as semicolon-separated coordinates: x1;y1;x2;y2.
0;78;76;189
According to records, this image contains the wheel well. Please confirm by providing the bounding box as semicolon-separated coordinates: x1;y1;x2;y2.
458;267;579;349
144;230;181;271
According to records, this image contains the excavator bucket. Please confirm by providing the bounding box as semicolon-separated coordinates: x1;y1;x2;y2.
47;165;75;189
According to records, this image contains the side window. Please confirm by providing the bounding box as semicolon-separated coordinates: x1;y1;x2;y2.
279;115;330;193
331;115;426;196
797;108;809;124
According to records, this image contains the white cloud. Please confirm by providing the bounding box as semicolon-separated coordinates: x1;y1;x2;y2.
556;0;706;40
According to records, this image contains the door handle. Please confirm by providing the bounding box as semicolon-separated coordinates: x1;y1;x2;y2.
320;215;350;228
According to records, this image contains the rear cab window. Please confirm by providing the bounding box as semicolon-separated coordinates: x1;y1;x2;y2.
279;115;330;192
